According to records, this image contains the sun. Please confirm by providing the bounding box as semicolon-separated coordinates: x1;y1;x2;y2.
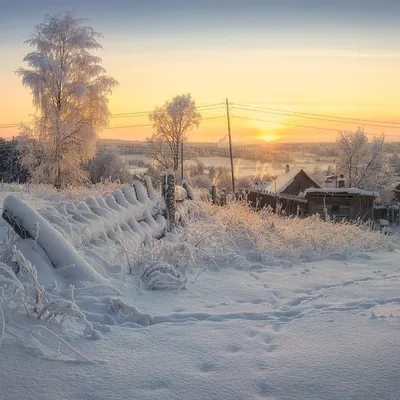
258;133;280;142
249;119;282;143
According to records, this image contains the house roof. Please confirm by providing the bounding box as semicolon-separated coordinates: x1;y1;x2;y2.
304;187;376;197
264;168;320;194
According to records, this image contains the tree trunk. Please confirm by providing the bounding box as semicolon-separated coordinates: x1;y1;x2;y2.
54;112;62;189
54;142;62;189
55;163;62;189
173;140;179;173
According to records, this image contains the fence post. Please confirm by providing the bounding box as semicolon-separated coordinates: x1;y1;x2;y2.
182;179;194;200
160;172;166;198
166;169;176;231
220;187;227;206
211;184;217;205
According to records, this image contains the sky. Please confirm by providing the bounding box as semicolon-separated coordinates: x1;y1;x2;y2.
0;0;399;143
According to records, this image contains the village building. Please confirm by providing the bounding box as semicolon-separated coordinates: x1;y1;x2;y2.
263;165;321;195
304;188;376;221
249;166;380;222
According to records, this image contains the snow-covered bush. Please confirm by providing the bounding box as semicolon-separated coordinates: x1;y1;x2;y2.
164;199;399;270
140;262;187;290
87;149;131;184
8;247;101;338
190;174;212;189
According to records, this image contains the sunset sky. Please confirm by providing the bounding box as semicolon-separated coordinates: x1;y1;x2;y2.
1;0;399;143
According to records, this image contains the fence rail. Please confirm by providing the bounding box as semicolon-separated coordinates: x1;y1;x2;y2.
245;190;308;216
2;173;192;286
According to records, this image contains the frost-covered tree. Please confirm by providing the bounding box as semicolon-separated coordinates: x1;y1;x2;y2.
16;12;118;188
0;138;30;183
147;94;201;173
87;149;131;183
336;128;395;202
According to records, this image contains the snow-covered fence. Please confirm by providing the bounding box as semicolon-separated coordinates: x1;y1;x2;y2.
246;190;308;216
211;184;217;205
2;178;171;285
2;195;106;286
165;169;176;231
220;188;227;206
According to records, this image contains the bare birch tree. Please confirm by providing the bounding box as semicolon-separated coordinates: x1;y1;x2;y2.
147;94;201;173
336;128;395;202
16;12;118;188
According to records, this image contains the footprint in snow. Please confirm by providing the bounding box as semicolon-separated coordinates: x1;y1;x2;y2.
198;362;217;372
227;344;241;353
172;308;186;312
139;378;170;390
264;343;278;352
263;333;276;344
236;298;264;305
247;329;259;338
249;272;261;280
257;380;274;396
249;298;264;305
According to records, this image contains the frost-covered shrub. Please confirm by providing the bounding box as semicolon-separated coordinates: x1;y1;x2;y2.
190;175;212;189
87;150;132;184
5;247;102;339
164;199;399;269
141;262;187;290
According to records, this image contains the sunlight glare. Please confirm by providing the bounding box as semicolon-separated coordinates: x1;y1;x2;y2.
257;132;280;142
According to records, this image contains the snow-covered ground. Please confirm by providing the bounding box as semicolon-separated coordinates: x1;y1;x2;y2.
0;185;399;400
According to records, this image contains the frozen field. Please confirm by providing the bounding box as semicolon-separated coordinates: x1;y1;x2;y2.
0;185;399;400
120;155;333;178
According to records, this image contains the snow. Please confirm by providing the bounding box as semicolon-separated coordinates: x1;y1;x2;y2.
304;187;377;197
3;195;106;287
0;185;400;399
264;168;320;194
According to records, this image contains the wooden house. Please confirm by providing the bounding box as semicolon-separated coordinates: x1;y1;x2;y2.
264;165;321;196
304;188;376;221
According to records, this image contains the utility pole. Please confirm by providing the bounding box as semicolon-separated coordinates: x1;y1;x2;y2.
180;141;184;184
10;136;15;181
226;98;235;193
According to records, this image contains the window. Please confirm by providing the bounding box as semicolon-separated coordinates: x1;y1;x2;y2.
331;205;340;213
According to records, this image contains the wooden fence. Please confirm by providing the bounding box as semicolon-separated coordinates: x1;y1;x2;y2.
1;172;191;285
244;190;308;216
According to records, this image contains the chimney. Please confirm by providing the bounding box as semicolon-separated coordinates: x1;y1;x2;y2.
337;173;345;188
285;164;290;174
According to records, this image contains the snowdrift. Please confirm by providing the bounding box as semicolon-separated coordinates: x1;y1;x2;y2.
0;178;177;343
2;180;167;286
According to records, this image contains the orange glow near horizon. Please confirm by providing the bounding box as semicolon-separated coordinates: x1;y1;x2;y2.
257;133;280;143
1;45;400;143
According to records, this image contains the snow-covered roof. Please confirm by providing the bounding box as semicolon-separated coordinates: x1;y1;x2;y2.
264;168;320;194
304;188;376;197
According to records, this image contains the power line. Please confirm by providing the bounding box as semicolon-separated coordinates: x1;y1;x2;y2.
0;103;226;129
104;115;225;130
232;103;400;128
104;123;152;130
231;105;400;130
110;103;225;118
231;115;400;138
0;122;34;129
110;105;225;119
